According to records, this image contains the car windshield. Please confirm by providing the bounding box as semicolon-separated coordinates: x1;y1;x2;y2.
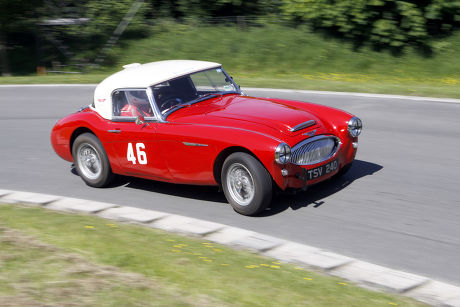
151;67;241;116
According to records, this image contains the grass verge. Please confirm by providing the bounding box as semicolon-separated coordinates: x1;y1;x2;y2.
0;203;425;306
1;73;460;99
1;23;460;99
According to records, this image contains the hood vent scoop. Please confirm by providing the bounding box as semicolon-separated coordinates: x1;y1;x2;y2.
290;120;316;132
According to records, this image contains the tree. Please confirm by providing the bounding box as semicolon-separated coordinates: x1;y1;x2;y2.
0;0;43;74
0;0;151;74
149;0;281;19
281;0;460;50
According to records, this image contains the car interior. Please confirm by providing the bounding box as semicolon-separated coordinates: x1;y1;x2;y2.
153;76;198;112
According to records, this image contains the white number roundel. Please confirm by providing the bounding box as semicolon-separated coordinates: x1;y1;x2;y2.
127;143;147;165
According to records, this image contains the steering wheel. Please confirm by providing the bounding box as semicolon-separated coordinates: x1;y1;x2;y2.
160;98;180;112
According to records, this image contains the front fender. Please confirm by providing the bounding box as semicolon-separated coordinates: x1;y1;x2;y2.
159;122;287;188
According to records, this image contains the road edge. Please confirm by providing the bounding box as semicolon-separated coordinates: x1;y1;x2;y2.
1;189;459;306
1;84;460;104
244;87;460;104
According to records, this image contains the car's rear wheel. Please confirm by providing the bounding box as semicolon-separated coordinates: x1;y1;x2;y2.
222;152;272;216
72;133;113;188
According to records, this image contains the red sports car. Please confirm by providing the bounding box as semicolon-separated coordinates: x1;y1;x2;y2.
51;60;362;215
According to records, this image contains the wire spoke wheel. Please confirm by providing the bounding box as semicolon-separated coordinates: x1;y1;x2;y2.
77;143;102;180
72;133;113;188
227;163;255;206
222;152;272;216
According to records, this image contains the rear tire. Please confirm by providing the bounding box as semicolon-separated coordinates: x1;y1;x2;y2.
221;152;272;216
72;133;113;188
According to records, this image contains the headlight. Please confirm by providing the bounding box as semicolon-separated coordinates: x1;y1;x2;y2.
275;143;291;164
348;116;362;137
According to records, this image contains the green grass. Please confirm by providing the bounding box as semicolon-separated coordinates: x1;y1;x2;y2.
0;74;106;84
112;22;460;98
1;22;460;98
0;203;425;306
0;237;184;306
1;73;459;99
0;220;211;306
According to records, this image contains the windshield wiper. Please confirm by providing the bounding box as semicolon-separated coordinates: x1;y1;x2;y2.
162;94;217;115
187;93;219;105
162;103;189;115
162;92;238;119
186;91;240;105
217;90;241;96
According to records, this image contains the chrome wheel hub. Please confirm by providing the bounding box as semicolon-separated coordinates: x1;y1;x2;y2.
227;163;255;206
77;144;102;180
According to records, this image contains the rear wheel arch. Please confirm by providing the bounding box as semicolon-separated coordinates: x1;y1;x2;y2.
72;132;114;187
69;127;115;172
70;127;96;155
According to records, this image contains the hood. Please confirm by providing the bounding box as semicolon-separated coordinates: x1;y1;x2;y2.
204;95;322;136
167;95;325;137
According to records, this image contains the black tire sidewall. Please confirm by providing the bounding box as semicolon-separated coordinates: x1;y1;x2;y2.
222;152;272;216
72;133;113;188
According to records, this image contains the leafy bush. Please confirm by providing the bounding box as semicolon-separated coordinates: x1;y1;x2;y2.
282;0;460;50
149;0;281;19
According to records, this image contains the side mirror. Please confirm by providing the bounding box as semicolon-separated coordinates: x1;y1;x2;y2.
135;115;145;125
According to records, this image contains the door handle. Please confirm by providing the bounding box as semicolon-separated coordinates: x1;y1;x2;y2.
107;129;121;134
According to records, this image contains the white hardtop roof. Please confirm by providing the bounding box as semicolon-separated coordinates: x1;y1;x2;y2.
99;60;221;89
93;60;221;119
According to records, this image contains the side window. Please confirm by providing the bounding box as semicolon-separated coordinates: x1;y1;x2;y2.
112;89;155;118
113;90;128;117
125;90;154;117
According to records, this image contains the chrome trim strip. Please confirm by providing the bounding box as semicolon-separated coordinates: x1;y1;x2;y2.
290;135;341;166
107;130;121;133
290;120;316;132
182;142;208;147
161;122;283;143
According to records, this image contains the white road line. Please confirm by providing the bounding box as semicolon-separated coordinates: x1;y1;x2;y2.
244;87;460;104
1;84;459;104
0;84;97;87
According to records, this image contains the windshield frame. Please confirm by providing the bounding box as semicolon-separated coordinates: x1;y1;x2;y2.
150;66;242;121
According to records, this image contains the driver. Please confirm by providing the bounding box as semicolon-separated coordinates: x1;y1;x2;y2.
120;91;154;117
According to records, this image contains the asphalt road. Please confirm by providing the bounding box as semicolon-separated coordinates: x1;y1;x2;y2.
1;85;459;285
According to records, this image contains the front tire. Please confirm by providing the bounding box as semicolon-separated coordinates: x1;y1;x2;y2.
221;152;272;216
72;133;113;188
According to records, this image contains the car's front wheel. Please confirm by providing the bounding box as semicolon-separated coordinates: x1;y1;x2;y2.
221;152;272;216
72;133;113;188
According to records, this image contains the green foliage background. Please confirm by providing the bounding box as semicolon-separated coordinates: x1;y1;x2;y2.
0;0;151;74
282;0;460;50
0;0;459;75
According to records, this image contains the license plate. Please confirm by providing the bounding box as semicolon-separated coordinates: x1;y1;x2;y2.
306;160;338;181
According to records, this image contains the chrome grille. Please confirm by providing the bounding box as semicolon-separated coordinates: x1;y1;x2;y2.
291;136;339;165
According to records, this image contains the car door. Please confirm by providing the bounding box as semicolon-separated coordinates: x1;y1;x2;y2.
105;89;171;181
155;122;218;185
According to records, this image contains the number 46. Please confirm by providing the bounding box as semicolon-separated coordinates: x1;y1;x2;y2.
127;143;147;165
